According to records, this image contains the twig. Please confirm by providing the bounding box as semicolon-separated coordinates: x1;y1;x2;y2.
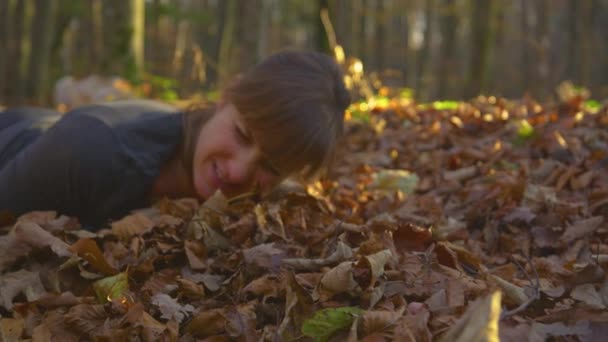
500;254;540;320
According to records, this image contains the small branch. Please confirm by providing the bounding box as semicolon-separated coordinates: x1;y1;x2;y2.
500;254;540;320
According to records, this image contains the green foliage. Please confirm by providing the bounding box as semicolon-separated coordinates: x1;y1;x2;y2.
302;306;364;342
349;101;371;123
513;119;535;146
133;74;179;101
398;88;414;100
432;100;460;110
584;99;601;113
93;272;129;303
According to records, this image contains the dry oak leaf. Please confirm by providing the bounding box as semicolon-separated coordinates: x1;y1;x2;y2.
13;219;71;257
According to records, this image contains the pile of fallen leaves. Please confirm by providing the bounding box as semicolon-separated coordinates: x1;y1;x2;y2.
1;93;608;341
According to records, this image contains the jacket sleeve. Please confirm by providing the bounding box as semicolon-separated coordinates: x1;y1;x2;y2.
0;111;134;225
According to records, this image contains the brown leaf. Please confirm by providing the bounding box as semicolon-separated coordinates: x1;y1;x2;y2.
242;274;282;301
359;308;405;336
64;304;110;336
32;308;80;342
111;212;155;240
392;222;433;252
392;308;432;342
69;238;118;276
242;243;285;270
176;277;205;299
0;318;24;341
184;240;207;271
186;308;227;337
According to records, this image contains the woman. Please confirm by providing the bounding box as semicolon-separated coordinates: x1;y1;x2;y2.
0;51;350;227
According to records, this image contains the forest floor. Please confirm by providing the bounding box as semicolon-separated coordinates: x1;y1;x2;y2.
1;92;608;341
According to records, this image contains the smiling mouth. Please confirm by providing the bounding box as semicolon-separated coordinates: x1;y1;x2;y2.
212;160;223;190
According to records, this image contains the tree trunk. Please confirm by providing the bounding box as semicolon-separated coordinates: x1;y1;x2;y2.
437;0;457;98
465;0;493;98
417;0;434;101
26;0;58;104
316;0;331;54
130;0;145;80
90;0;104;74
579;0;593;87
217;0;237;87
374;0;386;71
0;0;9;102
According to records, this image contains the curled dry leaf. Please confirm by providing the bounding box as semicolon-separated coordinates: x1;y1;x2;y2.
354;249;394;289
283;241;353;271
435;241;482;274
316;261;359;301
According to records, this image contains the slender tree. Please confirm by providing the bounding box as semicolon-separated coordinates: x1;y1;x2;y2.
465;0;493;98
26;0;58;104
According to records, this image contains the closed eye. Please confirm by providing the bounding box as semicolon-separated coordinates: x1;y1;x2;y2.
260;158;281;177
234;123;253;144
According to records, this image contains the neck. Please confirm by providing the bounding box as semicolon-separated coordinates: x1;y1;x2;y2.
150;156;196;199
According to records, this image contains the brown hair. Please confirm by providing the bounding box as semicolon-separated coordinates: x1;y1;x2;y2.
183;50;350;181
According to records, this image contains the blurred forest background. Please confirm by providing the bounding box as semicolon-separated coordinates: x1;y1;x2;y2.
0;0;607;108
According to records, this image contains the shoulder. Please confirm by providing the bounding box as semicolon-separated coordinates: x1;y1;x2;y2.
59;100;184;176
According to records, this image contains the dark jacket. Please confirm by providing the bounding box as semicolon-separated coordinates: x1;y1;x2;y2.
0;100;183;227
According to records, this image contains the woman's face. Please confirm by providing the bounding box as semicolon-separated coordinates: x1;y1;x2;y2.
192;103;283;199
